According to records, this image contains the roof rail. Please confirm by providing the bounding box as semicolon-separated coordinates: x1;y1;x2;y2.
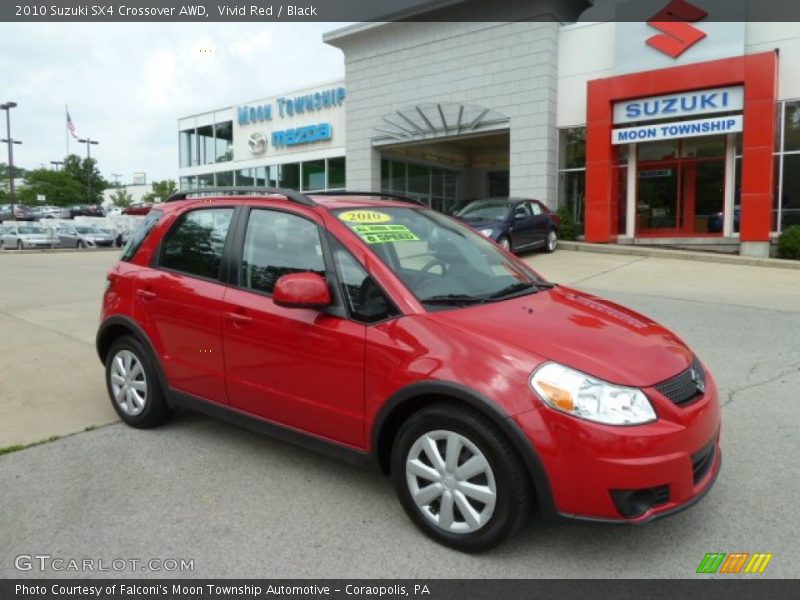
309;190;427;206
164;186;316;207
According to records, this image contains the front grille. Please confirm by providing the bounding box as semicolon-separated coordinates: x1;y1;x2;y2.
655;356;706;406
652;485;670;506
692;441;717;485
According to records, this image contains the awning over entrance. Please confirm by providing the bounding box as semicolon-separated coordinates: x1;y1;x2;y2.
373;103;509;146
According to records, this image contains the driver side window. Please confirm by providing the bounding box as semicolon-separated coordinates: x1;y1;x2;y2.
331;238;397;324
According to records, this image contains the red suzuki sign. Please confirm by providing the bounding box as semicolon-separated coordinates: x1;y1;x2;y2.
646;0;708;58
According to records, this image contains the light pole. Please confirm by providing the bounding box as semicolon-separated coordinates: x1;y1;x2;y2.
1;102;21;220
77;137;99;203
50;160;64;171
111;173;123;187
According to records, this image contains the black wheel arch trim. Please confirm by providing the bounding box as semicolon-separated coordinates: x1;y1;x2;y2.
96;315;173;407
372;380;557;518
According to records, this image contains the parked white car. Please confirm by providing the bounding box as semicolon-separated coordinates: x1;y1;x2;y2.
0;224;58;249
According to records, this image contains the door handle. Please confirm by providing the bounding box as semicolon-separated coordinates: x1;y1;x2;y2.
136;289;157;300
224;311;253;325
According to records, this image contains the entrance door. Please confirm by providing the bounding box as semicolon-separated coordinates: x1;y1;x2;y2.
636;136;726;236
487;170;509;197
637;165;679;232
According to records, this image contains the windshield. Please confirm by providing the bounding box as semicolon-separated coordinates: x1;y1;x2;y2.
334;207;548;308
456;201;512;221
19;227;46;234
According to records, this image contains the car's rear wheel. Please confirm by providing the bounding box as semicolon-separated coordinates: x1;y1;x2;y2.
391;403;531;553
544;229;558;253
105;336;172;428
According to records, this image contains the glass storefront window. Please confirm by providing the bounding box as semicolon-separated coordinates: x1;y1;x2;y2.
197;173;214;187
782;153;800;229
784;101;800;152
196;125;215;165
638;139;677;161
267;165;279;187
237;169;255;187
280;163;300;189
302;160;326;191
560;128;586;169
215;121;233;163
407;163;429;196
381;159;390;191
391;161;406;192
327;157;346;189
179;129;195;168
559;170;585;225
682;136;725;158
179;176;196;190
250;167;267;187
215;171;233;186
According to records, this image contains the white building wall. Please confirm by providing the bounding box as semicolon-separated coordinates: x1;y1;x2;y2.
327;21;562;206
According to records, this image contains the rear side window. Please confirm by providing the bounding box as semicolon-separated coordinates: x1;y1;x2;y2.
120;209;163;262
158;208;234;280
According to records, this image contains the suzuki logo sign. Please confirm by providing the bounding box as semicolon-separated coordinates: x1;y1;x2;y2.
646;0;708;58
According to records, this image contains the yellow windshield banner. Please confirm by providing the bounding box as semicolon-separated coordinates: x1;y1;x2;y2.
338;210;392;223
353;224;420;244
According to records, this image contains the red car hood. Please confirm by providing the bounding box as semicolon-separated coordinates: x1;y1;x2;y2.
427;286;692;387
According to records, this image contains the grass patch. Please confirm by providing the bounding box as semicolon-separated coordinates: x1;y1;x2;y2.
0;435;61;456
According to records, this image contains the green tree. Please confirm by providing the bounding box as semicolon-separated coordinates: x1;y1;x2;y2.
62;153;108;204
142;179;178;204
18;168;85;206
0;163;26;180
110;188;133;208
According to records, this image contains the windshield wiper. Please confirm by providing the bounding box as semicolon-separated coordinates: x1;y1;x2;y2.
486;281;554;301
420;294;487;306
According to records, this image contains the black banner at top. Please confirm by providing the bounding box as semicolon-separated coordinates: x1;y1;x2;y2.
3;0;800;22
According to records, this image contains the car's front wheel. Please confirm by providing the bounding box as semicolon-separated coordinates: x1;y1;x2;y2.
105;336;172;428
391;403;531;553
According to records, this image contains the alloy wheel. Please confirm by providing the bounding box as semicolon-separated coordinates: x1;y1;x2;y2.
547;230;557;252
109;349;148;416
405;429;497;534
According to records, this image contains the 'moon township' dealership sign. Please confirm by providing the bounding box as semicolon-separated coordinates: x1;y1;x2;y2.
238;85;345;151
611;85;743;145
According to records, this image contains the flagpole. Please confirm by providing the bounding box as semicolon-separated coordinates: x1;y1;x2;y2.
65;105;69;158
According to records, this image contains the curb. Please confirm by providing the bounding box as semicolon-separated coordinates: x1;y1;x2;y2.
558;241;800;271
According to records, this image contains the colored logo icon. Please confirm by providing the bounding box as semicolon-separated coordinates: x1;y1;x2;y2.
646;0;708;58
697;553;773;574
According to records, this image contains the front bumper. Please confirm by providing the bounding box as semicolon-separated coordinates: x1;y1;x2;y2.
514;370;722;522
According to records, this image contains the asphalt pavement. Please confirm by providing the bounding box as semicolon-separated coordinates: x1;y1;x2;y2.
0;248;798;578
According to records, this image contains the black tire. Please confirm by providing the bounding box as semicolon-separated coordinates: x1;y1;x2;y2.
497;235;513;253
391;402;532;553
544;228;558;253
105;335;172;428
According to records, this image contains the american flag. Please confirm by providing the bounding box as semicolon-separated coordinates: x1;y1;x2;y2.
66;111;78;139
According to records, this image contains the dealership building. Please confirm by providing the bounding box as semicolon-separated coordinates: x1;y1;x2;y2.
178;1;800;256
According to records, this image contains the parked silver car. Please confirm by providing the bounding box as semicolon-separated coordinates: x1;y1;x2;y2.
34;205;72;219
57;225;116;248
0;224;58;249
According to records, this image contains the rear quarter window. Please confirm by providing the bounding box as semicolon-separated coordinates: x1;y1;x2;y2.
120;209;163;262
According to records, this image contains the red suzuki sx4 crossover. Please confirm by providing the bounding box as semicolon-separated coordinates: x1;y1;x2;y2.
96;189;721;552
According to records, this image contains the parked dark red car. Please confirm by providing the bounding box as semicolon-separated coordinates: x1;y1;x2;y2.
123;203;153;216
96;189;721;552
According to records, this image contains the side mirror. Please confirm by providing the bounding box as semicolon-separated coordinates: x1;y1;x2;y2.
273;272;332;309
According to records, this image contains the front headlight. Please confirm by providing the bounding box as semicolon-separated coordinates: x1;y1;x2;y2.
530;362;656;425
478;228;494;237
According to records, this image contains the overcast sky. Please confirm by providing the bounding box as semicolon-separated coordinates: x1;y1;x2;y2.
0;23;347;185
